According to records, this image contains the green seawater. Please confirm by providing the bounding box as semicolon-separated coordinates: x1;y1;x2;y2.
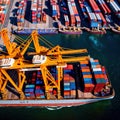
0;31;120;120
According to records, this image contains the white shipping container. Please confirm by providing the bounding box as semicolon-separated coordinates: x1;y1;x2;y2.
53;5;57;10
86;6;91;13
71;2;75;6
68;2;74;15
95;13;101;21
88;12;97;20
93;68;102;71
64;83;70;86
112;1;120;11
64;15;69;22
110;1;118;12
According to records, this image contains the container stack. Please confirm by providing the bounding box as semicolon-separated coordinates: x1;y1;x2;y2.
108;0;120;19
97;0;111;15
82;1;99;28
67;1;75;26
35;70;45;99
70;0;81;27
64;14;69;27
37;0;42;23
17;0;27;28
0;0;10;4
31;0;38;24
80;61;94;92
63;64;76;99
0;0;10;25
90;58;106;93
24;84;35;99
79;1;88;18
50;0;60;20
0;6;5;24
24;71;36;98
87;12;98;28
88;0;107;26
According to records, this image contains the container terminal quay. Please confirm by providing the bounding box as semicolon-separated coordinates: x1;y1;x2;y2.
0;0;120;37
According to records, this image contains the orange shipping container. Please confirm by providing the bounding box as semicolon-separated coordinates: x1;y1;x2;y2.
83;75;92;78
94;74;104;79
94;59;99;62
64;91;70;95
72;6;78;15
81;68;90;72
70;90;76;96
42;13;46;23
80;60;89;64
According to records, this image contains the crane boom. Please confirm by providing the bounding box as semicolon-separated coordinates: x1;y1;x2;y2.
0;28;20;56
0;28;33;58
31;30;48;54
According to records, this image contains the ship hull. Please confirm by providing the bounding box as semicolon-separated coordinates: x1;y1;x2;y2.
12;29;58;35
59;30;82;35
0;96;114;107
89;31;106;34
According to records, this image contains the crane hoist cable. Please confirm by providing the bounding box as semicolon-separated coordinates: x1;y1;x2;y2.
38;34;78;51
14;35;35;50
14;34;31;44
38;35;54;48
38;37;52;49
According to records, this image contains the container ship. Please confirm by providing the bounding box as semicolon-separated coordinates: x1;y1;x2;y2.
0;28;114;108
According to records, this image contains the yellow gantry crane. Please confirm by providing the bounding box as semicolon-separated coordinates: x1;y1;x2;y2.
0;28;33;99
0;28;90;100
28;30;90;99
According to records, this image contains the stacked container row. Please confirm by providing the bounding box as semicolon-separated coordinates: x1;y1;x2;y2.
80;60;94;92
0;0;10;25
97;0;111;14
50;0;60;20
88;0;107;26
0;0;10;4
67;0;81;27
63;64;76;99
31;0;47;23
17;0;27;27
90;58;106;92
24;71;45;99
35;71;45;99
108;0;120;19
24;72;36;98
31;0;38;24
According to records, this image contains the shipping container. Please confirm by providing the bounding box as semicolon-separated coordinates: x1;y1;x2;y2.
88;0;101;12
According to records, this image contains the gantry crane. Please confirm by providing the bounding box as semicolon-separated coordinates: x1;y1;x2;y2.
0;28;90;100
0;28;33;99
28;30;90;99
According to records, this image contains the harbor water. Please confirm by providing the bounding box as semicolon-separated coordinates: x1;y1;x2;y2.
0;31;120;120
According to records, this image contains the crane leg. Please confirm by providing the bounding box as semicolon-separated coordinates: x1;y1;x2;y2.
41;66;58;99
0;70;8;100
1;89;7;100
57;67;63;99
1;69;25;100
